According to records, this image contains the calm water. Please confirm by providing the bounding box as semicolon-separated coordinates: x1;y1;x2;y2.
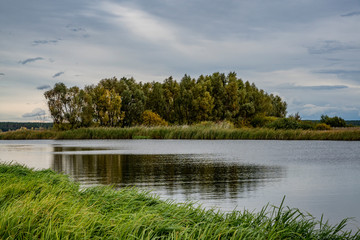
0;139;359;229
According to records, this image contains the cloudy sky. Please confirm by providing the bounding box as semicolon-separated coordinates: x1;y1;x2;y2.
1;0;360;121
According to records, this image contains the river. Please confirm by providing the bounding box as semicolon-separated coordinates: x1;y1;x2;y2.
0;139;359;230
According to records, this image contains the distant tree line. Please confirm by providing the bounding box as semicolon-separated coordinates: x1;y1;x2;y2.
0;122;53;132
44;72;288;129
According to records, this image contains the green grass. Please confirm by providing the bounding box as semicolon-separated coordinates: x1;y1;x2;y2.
0;163;359;239
1;125;360;140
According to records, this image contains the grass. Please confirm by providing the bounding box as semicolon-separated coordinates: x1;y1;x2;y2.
1;125;360;140
0;163;359;239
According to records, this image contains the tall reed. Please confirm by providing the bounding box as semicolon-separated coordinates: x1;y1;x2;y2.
1;125;360;140
1;163;359;239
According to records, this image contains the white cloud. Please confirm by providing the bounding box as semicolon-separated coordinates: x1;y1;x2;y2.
98;2;178;44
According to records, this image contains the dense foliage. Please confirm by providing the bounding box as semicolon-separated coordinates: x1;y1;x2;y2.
1;164;358;239
320;115;347;127
44;72;287;129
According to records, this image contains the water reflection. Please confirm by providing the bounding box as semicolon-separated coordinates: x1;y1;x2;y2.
52;146;285;200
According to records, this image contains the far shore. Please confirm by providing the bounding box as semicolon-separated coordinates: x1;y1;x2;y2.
1;125;360;141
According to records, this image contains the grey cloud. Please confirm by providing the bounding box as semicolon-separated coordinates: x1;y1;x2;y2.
307;40;360;54
37;85;51;90
0;73;4;76
32;39;60;46
52;71;64;78
282;84;348;91
18;57;44;65
66;25;86;32
341;11;360;17
22;108;46;118
301;85;348;91
66;24;89;38
314;70;360;81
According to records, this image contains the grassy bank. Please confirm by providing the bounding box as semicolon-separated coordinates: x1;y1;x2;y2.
1;125;360;140
0;163;359;239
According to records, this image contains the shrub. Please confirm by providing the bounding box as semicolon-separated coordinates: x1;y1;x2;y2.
142;110;168;127
266;118;300;130
315;123;331;130
250;115;277;128
266;118;313;130
320;115;346;127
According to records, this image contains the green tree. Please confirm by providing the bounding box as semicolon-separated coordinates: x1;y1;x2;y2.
224;72;241;121
145;82;166;118
320;115;346;127
90;85;123;127
44;82;67;128
209;72;226;121
78;89;94;127
192;77;214;122
162;76;180;123
269;94;287;118
176;74;196;124
45;83;83;129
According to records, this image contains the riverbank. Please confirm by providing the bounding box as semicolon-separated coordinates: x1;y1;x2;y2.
0;163;358;239
1;125;360;140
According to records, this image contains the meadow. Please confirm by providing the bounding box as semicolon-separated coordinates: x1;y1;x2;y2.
1;124;360;140
1;163;359;239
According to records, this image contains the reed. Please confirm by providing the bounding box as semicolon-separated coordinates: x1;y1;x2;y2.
0;163;359;239
1;125;360;140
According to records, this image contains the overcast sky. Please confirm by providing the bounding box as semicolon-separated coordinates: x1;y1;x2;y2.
1;0;360;121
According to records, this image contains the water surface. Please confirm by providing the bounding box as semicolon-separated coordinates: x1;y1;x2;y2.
0;139;359;230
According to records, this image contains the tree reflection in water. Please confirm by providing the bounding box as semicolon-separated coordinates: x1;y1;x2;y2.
52;146;285;200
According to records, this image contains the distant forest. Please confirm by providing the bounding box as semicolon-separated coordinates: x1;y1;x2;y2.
0;122;53;132
44;72;287;129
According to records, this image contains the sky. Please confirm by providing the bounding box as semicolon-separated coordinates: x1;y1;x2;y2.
0;0;360;121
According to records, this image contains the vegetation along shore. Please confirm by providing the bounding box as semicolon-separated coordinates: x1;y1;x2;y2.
2;72;359;140
0;163;359;239
1;123;360;140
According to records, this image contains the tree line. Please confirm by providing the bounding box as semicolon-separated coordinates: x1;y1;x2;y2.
44;72;287;129
0;122;53;132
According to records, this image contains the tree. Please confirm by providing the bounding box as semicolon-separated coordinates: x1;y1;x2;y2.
44;72;288;129
320;115;346;127
145;82;166;118
64;86;82;128
269;94;287;118
224;73;240;121
209;72;226;121
142;110;168;126
177;74;196;124
162;76;180;123
192;78;214;122
44;83;83;129
89;85;123;127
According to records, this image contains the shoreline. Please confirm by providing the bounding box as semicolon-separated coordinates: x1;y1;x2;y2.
1;163;359;239
1;126;360;141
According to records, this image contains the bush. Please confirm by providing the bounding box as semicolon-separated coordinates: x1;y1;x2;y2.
320;115;346;127
142;110;168;127
250;115;277;128
266;118;313;130
266;118;300;130
315;123;331;130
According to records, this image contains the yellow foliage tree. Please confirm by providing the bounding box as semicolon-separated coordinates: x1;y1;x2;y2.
142;110;168;127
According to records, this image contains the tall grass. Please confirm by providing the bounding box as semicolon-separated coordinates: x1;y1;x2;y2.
1;125;360;140
0;163;359;239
